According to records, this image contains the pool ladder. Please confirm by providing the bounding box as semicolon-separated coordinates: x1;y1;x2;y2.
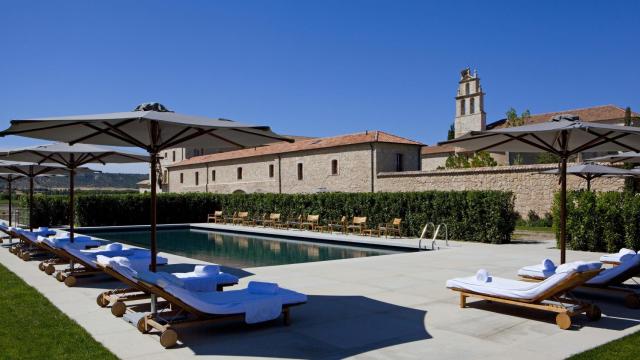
418;222;448;251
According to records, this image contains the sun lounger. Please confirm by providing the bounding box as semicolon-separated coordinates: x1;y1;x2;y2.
518;255;640;308
447;261;603;329
94;255;239;317
11;227;59;260
129;265;307;348
600;248;637;265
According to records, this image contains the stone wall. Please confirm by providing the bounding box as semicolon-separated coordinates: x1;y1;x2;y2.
376;164;626;216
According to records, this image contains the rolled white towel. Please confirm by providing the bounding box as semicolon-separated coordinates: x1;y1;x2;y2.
248;281;279;295
194;264;220;275
556;261;601;274
105;243;123;251
620;248;636;256
475;269;491;283
542;258;556;271
156;273;185;288
36;227;49;232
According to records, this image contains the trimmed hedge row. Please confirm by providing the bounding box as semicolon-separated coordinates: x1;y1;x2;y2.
28;191;517;243
552;191;640;252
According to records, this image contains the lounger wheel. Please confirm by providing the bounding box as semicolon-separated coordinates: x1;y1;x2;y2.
111;301;126;317
9;246;16;254
137;317;149;334
45;264;56;275
624;294;640;309
160;329;178;348
38;262;46;271
55;272;65;282
586;305;602;321
21;252;31;261
96;293;109;308
64;275;77;287
555;312;572;330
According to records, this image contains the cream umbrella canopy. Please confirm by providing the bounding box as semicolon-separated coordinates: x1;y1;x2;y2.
439;114;640;263
0;143;149;241
0;161;93;231
0;102;292;271
540;163;635;191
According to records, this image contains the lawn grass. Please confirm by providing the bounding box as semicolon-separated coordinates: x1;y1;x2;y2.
0;263;117;359
567;330;640;360
515;225;554;233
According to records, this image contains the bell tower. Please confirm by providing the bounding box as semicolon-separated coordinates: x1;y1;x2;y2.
454;68;486;138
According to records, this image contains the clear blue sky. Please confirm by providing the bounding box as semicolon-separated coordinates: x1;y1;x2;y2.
1;0;639;173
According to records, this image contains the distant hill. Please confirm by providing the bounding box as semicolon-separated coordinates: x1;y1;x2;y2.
1;173;147;190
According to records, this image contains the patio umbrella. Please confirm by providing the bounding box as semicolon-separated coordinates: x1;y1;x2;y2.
0;161;91;231
0;102;292;271
0;172;24;226
0;143;149;241
588;151;640;164
439;114;640;263
540;163;634;191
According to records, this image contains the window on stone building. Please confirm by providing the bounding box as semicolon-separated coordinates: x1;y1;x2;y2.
163;170;168;184
297;163;303;180
164;152;167;160
395;153;404;172
211;170;216;182
269;164;274;178
237;167;243;180
180;172;184;184
470;97;475;114
172;151;176;162
195;172;199;186
331;159;338;175
465;82;470;95
460;99;466;116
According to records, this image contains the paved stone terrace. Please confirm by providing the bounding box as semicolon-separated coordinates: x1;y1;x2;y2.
1;226;639;360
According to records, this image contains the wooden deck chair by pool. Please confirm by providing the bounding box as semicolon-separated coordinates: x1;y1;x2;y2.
223;211;237;224
233;212;249;225
263;213;282;228
379;218;402;238
300;215;320;231
11;228;61;260
206;211;224;223
518;255;640;309
284;214;303;229
132;274;307;348
95;256;238;317
447;262;603;330
328;216;347;233
346;217;368;234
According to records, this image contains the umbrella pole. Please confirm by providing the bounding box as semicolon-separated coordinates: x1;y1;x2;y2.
150;153;158;272
587;177;591;192
560;156;567;264
29;176;34;231
69;168;75;243
8;176;12;227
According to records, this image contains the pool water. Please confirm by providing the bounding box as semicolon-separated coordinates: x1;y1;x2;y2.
79;228;402;268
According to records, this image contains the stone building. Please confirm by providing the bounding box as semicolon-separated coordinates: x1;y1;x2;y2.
165;131;423;194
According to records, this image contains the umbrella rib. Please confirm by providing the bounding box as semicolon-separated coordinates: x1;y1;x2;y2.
438;132;503;145
207;131;246;149
160;128;221;150
157;127;196;149
0;121;84;137
569;130;616;154
231;128;294;143
72;122;139;147
529;133;556;153
100;121;149;149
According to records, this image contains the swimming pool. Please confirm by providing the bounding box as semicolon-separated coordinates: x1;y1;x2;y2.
78;227;405;268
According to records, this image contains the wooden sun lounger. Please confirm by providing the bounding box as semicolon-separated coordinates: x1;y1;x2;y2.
134;280;306;348
451;269;602;329
519;263;640;309
95;262;238;318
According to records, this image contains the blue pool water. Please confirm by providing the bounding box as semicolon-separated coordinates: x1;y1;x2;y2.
79;227;403;268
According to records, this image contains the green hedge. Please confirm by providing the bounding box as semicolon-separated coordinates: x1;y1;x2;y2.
553;191;640;252
29;191;517;243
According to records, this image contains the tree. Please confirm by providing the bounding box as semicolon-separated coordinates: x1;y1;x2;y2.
446;151;497;169
505;107;530;127
536;152;560;164
447;123;455;140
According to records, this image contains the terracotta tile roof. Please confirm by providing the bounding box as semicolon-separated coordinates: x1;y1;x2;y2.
421;144;456;155
488;105;640;129
169;131;423;167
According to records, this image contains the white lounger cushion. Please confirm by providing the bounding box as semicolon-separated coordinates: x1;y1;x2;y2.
447;262;600;300
65;245;167;269
40;235;102;249
600;248;637;263
161;282;307;323
588;254;640;285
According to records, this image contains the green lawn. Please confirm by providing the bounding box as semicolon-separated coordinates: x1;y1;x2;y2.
567;330;640;360
0;263;117;359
